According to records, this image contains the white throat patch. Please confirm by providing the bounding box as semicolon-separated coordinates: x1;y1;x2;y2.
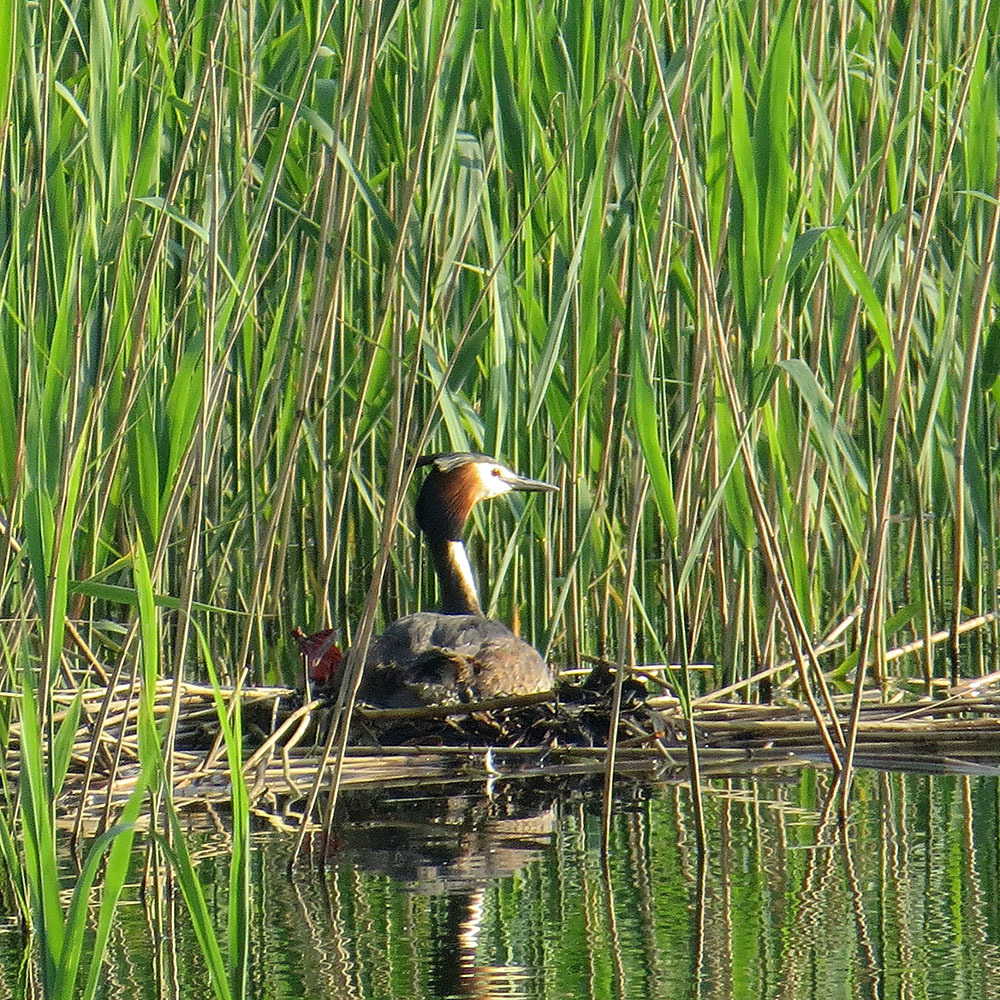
446;540;480;603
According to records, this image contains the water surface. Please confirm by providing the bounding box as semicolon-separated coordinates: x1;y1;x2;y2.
31;764;997;1000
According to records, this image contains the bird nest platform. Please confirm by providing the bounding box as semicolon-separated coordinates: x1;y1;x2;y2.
16;668;1000;832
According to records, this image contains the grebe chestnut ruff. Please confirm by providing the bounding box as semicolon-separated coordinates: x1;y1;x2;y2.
358;452;558;708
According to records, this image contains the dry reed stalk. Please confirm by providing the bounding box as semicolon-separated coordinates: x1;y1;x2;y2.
688;611;859;704
51;703;1000;837
602;461;648;850
356;690;558;723
19;661;1000;837
293;69;591;858
242;698;324;772
842;11;991;797
639;7;846;769
950;164;1000;668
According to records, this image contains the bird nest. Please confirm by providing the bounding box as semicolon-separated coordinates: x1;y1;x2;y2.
10;666;1000;834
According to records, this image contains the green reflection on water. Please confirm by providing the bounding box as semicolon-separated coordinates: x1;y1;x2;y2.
12;768;997;1000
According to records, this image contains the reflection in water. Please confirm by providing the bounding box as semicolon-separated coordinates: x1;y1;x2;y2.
322;782;557;890
430;889;534;999
312;781;557;999
14;768;1000;999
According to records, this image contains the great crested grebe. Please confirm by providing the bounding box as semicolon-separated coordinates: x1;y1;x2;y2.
355;452;558;708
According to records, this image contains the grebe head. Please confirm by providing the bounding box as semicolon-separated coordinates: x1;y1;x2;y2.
413;453;557;616
414;453;557;541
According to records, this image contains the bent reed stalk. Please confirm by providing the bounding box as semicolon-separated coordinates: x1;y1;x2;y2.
0;0;998;982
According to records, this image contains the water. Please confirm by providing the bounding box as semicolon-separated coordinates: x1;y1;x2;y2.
34;764;998;1000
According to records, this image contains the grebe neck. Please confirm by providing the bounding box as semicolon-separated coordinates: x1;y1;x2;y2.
428;538;483;616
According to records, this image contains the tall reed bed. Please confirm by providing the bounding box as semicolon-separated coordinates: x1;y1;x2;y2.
0;0;997;984
6;0;996;694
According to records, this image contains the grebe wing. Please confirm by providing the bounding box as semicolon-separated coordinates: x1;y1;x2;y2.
361;612;552;706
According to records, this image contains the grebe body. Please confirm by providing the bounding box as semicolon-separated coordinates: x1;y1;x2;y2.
360;453;557;707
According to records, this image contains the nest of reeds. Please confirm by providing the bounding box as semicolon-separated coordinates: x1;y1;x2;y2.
17;660;1000;835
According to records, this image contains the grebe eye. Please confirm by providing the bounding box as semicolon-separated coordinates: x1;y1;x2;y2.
492;467;503;477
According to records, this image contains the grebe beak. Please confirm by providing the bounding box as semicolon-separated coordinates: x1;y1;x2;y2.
498;469;559;494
